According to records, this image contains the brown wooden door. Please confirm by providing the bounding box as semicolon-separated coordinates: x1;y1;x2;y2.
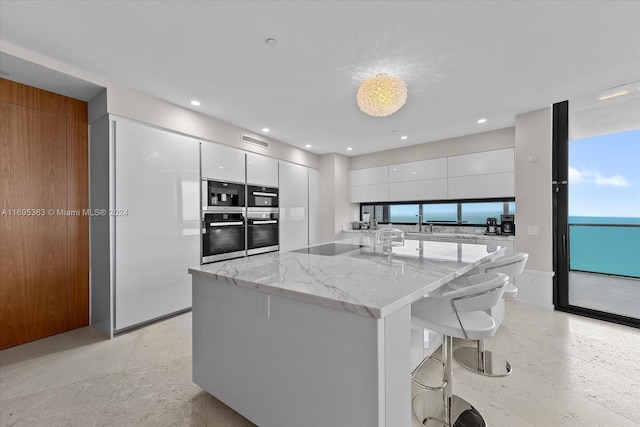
0;79;89;349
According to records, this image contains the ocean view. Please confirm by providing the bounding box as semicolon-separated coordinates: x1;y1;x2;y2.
569;216;640;278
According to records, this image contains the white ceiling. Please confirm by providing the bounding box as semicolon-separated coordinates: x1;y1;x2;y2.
1;1;639;156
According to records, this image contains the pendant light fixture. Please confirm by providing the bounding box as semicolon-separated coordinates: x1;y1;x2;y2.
356;73;408;117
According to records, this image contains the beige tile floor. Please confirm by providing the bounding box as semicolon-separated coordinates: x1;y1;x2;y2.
1;301;639;427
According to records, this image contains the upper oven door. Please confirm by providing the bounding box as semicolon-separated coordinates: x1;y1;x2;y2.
202;180;245;211
247;185;278;209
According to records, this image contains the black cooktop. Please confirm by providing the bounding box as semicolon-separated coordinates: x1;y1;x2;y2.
292;243;365;256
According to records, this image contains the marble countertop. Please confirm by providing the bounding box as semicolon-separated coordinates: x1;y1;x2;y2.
189;237;504;319
343;229;515;241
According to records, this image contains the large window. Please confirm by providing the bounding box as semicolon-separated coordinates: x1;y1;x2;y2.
361;198;515;226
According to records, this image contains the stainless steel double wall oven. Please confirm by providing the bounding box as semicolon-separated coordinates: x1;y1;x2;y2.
201;180;279;264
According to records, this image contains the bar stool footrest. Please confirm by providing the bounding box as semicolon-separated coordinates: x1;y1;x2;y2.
411;356;447;391
454;346;512;377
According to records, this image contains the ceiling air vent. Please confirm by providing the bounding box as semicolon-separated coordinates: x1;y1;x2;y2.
241;134;269;149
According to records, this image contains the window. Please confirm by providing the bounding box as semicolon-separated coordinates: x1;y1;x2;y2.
389;204;418;223
422;203;457;223
460;202;505;224
360;198;515;225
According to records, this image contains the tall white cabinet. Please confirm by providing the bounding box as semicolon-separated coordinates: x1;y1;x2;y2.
91;117;200;334
279;162;310;251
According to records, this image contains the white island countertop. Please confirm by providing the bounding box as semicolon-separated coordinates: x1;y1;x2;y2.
188;237;504;319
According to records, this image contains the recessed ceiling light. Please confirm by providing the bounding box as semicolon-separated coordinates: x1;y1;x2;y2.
262;128;270;132
411;171;416;175
599;91;628;100
305;144;312;148
401;135;408;140
265;38;278;47
347;147;353;151
218;166;223;169
392;168;397;171
477;118;487;124
190;100;201;106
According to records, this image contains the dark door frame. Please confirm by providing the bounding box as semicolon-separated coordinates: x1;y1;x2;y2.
552;101;639;328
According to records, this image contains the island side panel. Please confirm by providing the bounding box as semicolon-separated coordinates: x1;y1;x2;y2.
192;275;389;427
384;304;412;426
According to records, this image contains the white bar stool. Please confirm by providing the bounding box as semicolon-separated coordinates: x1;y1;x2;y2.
411;272;508;426
450;253;528;377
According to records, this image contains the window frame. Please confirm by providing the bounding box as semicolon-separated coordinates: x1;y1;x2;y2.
360;197;515;226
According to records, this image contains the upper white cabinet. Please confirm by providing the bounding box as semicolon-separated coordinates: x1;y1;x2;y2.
350;166;389;203
388;158;447;182
350;166;388;186
246;153;279;187
447;148;514;177
350;183;389;203
389;179;447;201
448;173;514;199
447;148;515;198
201;142;245;183
387;158;448;201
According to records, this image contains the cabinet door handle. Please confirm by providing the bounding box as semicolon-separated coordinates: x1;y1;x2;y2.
562;234;567;255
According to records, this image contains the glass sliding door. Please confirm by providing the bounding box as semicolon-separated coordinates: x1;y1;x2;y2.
554;81;640;327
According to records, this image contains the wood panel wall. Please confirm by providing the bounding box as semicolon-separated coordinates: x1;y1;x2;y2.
0;78;89;349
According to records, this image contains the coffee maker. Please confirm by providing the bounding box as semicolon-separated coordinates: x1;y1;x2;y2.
500;214;515;235
486;217;498;234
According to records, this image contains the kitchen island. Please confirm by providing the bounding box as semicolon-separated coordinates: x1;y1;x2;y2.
188;237;504;427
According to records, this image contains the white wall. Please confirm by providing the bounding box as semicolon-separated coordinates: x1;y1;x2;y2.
319;153;358;242
515;108;555;308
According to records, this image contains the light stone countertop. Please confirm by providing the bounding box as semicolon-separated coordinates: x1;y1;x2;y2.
188;237;505;319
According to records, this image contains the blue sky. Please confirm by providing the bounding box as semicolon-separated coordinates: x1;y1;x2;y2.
569;129;640;218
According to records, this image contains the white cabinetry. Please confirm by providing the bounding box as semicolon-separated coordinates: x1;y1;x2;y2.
447;148;514;199
308;168;320;246
246;153;278;186
113;118;200;331
279;162;309;251
388;158;447;182
388;158;448;201
349;149;515;203
201;141;245;183
350;166;389;202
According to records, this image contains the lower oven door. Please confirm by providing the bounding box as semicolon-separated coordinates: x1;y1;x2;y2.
247;212;279;256
202;212;246;263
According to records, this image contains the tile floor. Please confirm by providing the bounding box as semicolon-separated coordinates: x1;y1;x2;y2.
1;301;639;426
569;271;640;319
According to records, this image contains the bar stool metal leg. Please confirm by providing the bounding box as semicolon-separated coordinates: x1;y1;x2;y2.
454;339;512;377
418;336;486;426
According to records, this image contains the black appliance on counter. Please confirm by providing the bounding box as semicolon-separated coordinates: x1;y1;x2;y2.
486;217;498;234
500;214;515;235
201;211;247;263
202;179;245;211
